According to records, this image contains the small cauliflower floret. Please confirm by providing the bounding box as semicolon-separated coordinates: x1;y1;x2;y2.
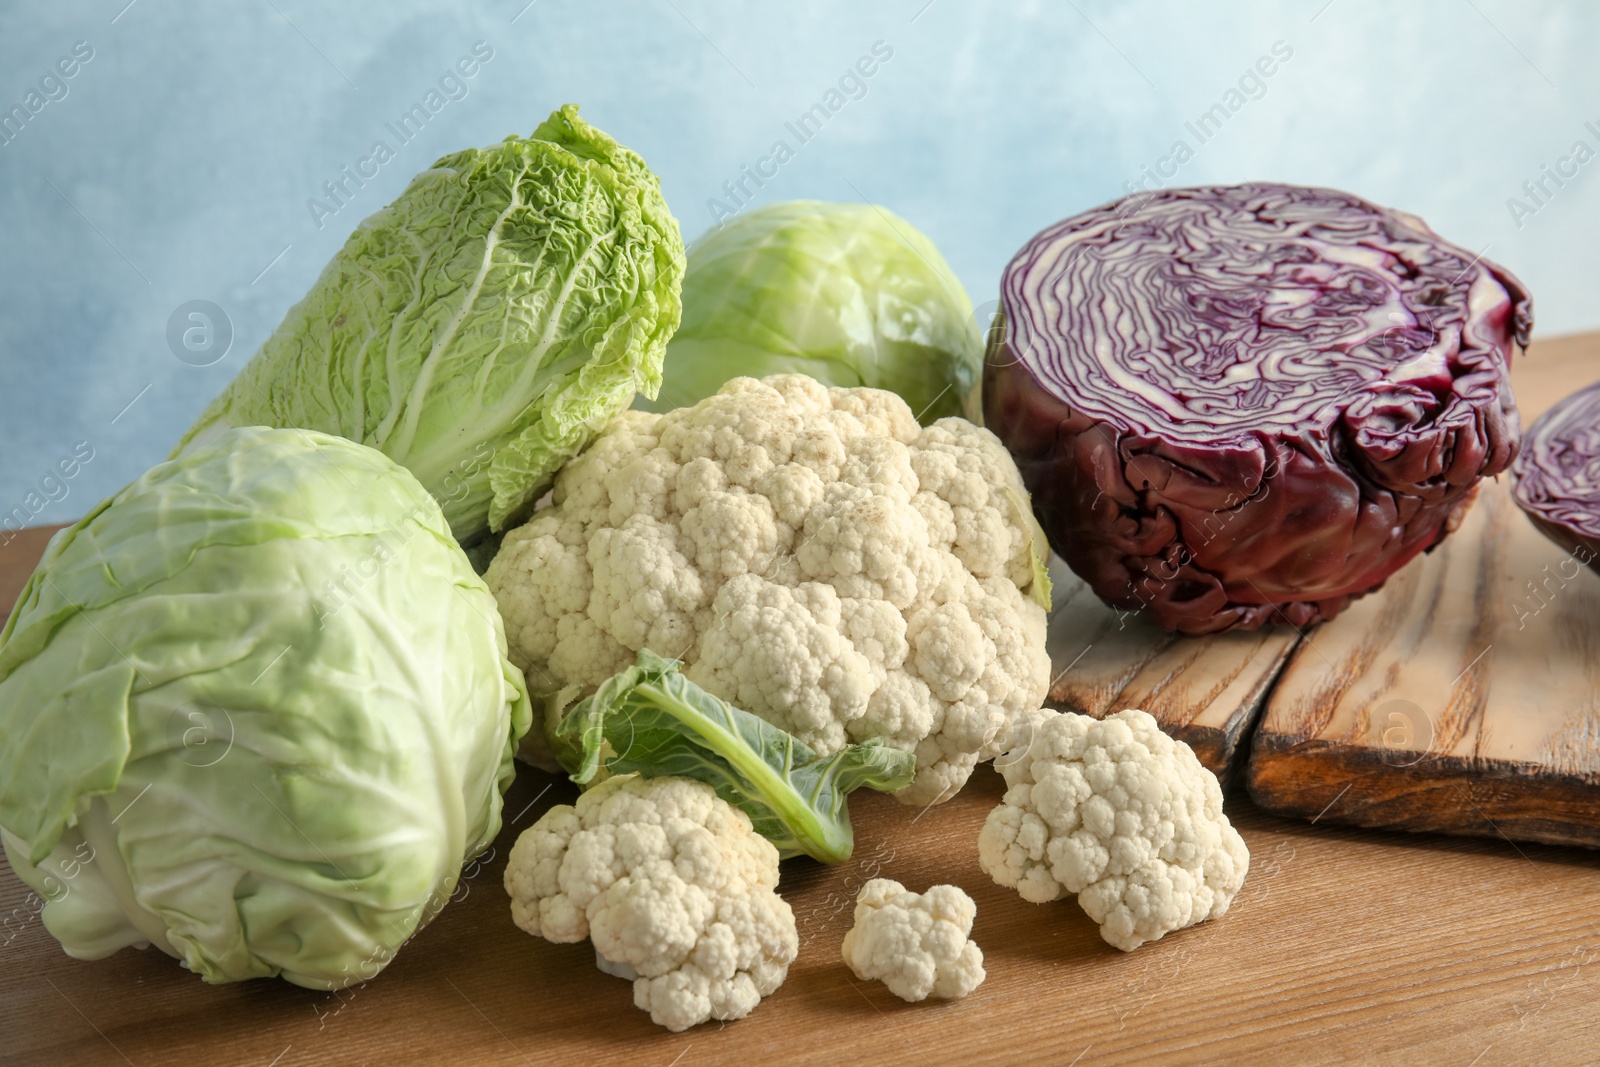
486;512;591;674
487;375;1052;806
840;878;985;1002
978;709;1249;952
504;774;798;1031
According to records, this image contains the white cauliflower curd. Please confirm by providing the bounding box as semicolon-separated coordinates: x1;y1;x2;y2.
503;774;798;1031
487;374;1052;805
979;709;1249;952
840;878;985;1002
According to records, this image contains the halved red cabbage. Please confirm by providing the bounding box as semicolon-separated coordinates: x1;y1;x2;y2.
983;183;1532;634
1511;380;1600;570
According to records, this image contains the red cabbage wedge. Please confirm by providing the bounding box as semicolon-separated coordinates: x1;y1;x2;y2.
1511;380;1600;572
984;183;1531;634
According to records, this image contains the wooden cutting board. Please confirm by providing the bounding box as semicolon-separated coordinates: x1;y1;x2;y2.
1043;560;1299;784
1248;330;1600;846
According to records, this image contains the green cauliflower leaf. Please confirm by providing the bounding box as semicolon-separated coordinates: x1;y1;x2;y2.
557;649;915;863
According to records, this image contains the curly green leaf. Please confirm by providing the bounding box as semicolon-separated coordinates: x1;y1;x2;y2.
558;649;915;863
173;105;684;544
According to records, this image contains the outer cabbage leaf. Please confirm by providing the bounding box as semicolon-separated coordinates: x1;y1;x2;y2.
647;200;981;423
0;427;531;988
174;104;685;543
557;649;915;863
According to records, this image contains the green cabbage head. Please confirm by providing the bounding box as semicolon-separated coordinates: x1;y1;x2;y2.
175;104;685;544
0;427;531;988
647;200;982;422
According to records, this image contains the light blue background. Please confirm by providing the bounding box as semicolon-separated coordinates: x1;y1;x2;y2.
2;0;1597;526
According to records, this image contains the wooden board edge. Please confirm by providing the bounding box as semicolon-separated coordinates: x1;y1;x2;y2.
1245;733;1600;849
1045;628;1300;785
1172;722;1237;787
1211;630;1302;778
1038;704;1242;783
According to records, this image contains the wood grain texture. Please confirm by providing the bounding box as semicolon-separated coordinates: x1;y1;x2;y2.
1248;330;1600;847
1044;559;1300;783
8;762;1600;1067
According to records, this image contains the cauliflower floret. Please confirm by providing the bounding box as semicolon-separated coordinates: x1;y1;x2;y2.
586;515;707;654
487;375;1051;806
687;576;875;752
978;709;1250;952
504;774;798;1031
840;879;985;1002
487;512;590;676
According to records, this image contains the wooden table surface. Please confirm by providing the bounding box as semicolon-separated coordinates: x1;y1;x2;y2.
5;334;1600;1066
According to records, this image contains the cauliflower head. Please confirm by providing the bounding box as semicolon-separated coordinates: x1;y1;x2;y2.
840;878;985;1002
487;374;1051;805
978;709;1249;952
504;774;798;1031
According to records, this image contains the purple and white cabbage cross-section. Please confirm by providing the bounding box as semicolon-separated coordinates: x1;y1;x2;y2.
984;183;1532;634
1512;380;1600;572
